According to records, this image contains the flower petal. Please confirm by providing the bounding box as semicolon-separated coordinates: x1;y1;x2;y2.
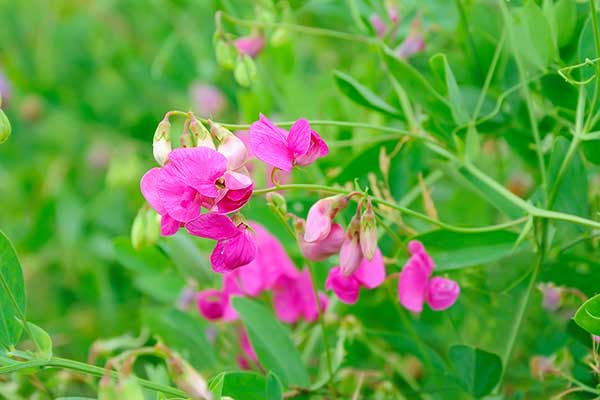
223;170;253;190
426;276;460;311
299;223;344;261
196;289;227;321
353;248;386;289
295;130;329;166
160;214;181;236
210;228;257;272
167;147;227;198
287;118;311;158
157;167;201;222
140;168;166;215
398;258;430;313
185;213;239;240
325;267;361;304
249;114;293;172
272;275;303;324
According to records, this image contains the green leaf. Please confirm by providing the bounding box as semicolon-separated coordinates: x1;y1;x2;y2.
382;47;453;125
413;230;523;271
209;371;267;400
509;1;555;72
143;308;217;369
429;53;469;125
574;294;600;336
583;140;600;165
0;230;26;349
26;322;52;361
333;70;400;116
232;297;310;388
449;345;502;398
543;0;577;48
265;371;283;400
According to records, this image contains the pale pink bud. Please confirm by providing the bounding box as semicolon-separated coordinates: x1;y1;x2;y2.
299;222;344;261
216;129;248;170
340;216;363;276
537;283;563;312
370;14;387;38
189;118;215;150
594;335;600;344
396;26;425;59
304;195;349;243
359;200;377;261
153;118;171;166
190;83;226;117
234;35;265;58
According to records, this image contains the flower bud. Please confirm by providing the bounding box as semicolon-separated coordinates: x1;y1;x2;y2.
131;205;160;250
189;117;215;150
196;289;227;321
304;195;349;243
297;219;344;261
266;192;287;215
153;118;171;165
180;126;194;148
359;199;377;261
0;108;11;144
213;122;248;170
340;215;363;276
234;55;257;87
164;348;213;400
270;28;289;47
426;277;460;311
234;35;265;58
215;39;237;70
537;282;563;312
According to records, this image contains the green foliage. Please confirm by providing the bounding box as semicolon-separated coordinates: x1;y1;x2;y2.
0;230;26;349
448;345;503;398
574;294;600;336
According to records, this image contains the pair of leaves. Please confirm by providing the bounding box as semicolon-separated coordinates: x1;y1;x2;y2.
209;370;283;400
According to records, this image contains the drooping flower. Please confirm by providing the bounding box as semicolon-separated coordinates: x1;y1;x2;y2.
397;241;460;312
325;249;386;304
249;114;328;172
190;82;227;117
234;35;266;58
340;215;363;276
359;199;378;261
196;273;242;321
272;269;329;323
293;216;344;261
140;147;253;236
304;195;348;243
186;213;256;272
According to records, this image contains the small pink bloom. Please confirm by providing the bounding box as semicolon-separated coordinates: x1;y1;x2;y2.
190;83;227;117
593;335;600;344
272;269;328;323
340;215;362;276
298;223;344;261
196;289;229;321
326;249;386;304
537;283;563;312
218;134;248;171
370;14;387;38
249;114;328;172
427;277;460;311
239;328;258;365
395;19;425;59
398;241;460;312
186;213;257;272
304;195;348;243
234;35;265;58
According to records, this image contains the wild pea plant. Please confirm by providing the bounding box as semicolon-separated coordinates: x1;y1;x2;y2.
1;0;600;399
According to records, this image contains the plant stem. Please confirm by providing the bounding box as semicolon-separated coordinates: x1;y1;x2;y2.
472;29;506;121
584;0;600;131
0;357;188;397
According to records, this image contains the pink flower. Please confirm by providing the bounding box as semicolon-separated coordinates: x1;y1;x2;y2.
190;83;227;117
272;269;328;323
238;328;258;370
304;195;348;243
398;241;460;312
140;147;253;236
340;215;363;276
234;35;265;58
325;249;386;304
297;221;344;261
538;283;563;312
196;273;242;321
186;213;257;272
370;14;387;38
395;19;425;59
249;114;328;172
593;335;600;344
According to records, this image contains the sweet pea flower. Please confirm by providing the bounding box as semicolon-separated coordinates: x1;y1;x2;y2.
190;82;227;117
340;215;363;276
304;195;349;243
537;282;564;312
140;147;253;235
249;114;328;172
293;216;344;261
196;273;242;321
186;213;256;272
272;269;329;323
325;249;386;304
234;35;265;58
398;241;460;312
395;19;425;59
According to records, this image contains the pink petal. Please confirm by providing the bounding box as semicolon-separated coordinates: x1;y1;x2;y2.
140;168;166;215
296;269;322;321
185;213;238;240
218;134;248;170
223;170;253;190
339;237;363;276
196;289;227;321
210;228;257;272
325;267;361;304
167;147;227;198
370;13;387;37
249;114;293;172
160;214;181;236
239;328;258;363
353;248;386;289
299;223;344;261
234;35;265;58
407;240;435;276
272;275;303;323
156;169;201;223
213;184;253;214
426;276;460;311
304;198;333;242
287;118;311;159
295;130;329;166
398;257;430;313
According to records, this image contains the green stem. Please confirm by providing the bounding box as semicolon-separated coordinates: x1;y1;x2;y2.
219;11;377;46
0;357;188;397
455;0;483;81
472;29;506;121
584;0;600;131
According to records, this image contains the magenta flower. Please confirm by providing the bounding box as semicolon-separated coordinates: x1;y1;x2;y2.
196;273;242;321
249;114;328;172
370;14;387;37
186;213;256;272
272;269;328;323
398;241;460;312
190;83;227;117
304;195;348;243
325;249;386;304
140;147;253;235
234;35;266;58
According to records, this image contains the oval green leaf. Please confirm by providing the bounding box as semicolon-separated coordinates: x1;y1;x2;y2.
333;70;401;116
0;230;26;349
574;294;600;336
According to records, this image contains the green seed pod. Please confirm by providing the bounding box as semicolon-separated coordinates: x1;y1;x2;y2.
234;55;257;87
215;40;237;70
267;192;287;215
270;28;289;47
0;109;11;144
131;205;160;250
